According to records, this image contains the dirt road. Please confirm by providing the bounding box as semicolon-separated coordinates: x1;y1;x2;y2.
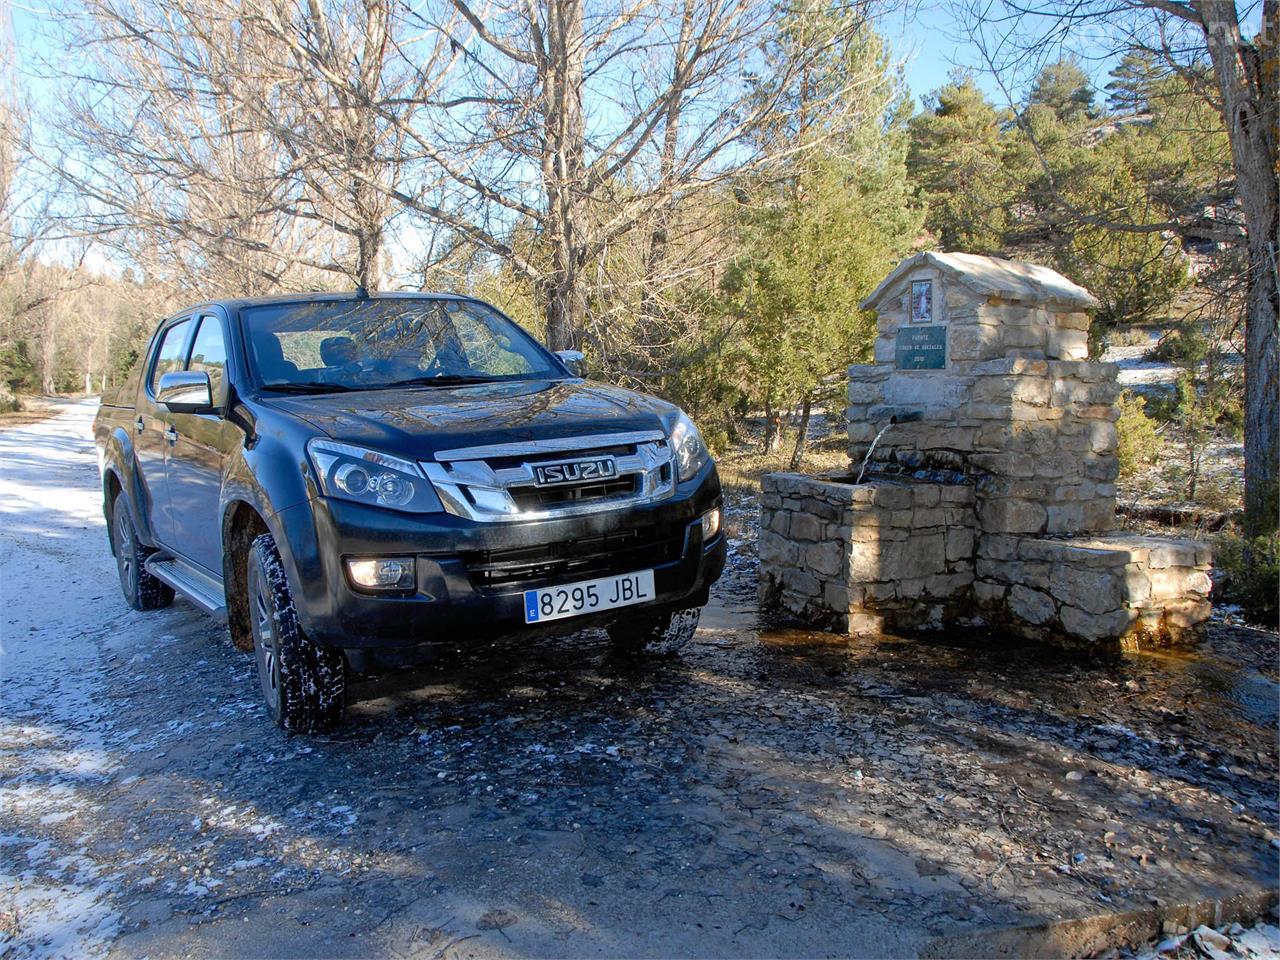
2;402;1276;958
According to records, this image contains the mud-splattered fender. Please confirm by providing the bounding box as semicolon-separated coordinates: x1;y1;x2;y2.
96;417;156;548
217;404;321;607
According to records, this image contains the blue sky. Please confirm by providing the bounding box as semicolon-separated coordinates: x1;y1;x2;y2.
9;0;1038;117
12;0;1265;113
879;1;1008;109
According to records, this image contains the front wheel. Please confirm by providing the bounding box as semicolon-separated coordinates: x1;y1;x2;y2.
247;533;346;732
607;607;701;657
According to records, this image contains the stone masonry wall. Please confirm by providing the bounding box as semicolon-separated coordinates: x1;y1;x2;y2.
758;252;1213;649
759;473;976;635
974;535;1213;648
847;355;1120;536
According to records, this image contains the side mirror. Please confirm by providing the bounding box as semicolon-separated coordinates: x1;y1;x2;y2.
157;371;215;414
555;349;586;377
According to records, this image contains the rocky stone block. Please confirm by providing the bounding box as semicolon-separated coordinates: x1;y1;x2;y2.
946;527;974;562
823;580;859;613
780;566;820;598
788;513;822;542
769;511;790;537
868;484;913;510
1147;541;1198;569
1056;311;1092;331
927;572;974;598
979;534;1019;561
913;484;941;507
1124;567;1152;605
978;498;1047;534
1046;327;1089;360
846;611;885;635
1009;584;1055;625
973;579;1006;604
807;540;846;578
1060;604;1135;642
847;379;884;404
1050;563;1124;615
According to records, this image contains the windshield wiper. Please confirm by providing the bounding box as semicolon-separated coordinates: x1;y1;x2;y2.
381;374;496;388
260;381;361;395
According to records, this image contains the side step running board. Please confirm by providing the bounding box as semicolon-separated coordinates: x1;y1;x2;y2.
145;555;228;620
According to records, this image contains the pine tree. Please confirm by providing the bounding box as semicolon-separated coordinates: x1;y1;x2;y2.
725;13;922;465
1105;49;1167;115
1027;58;1097;124
907;74;1012;251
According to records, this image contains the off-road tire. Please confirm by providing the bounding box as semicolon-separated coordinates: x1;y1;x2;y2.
607;607;701;657
112;492;174;611
247;533;346;732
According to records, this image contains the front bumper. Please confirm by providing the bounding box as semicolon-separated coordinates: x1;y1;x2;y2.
270;463;725;663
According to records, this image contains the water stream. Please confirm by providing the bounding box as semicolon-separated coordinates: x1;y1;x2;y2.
856;422;894;484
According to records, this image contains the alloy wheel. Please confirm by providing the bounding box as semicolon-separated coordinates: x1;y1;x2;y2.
249;563;281;714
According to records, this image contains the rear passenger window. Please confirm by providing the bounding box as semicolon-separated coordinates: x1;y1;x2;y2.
187;317;227;396
149;320;191;395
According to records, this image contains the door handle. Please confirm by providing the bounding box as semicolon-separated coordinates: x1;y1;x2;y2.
164;426;178;445
135;417;144;433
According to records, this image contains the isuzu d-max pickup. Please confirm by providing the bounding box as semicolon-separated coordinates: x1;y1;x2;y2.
94;293;725;731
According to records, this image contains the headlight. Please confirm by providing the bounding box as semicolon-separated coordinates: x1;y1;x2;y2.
670;411;711;483
306;438;443;513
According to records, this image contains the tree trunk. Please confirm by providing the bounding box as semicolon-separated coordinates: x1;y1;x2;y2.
788;395;813;470
356;227;383;291
638;0;694;329
543;270;585;351
1198;0;1279;537
539;0;587;352
763;398;784;452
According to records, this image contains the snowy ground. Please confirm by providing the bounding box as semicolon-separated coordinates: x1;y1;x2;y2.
1;402;1277;959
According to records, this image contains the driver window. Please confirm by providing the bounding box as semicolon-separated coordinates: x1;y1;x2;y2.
319;335;361;370
149;319;192;395
446;305;534;376
188;317;227;395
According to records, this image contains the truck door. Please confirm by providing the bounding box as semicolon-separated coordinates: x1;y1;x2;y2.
165;313;234;575
135;317;192;547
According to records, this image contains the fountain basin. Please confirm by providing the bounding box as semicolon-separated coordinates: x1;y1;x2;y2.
760;472;1213;648
759;472;977;634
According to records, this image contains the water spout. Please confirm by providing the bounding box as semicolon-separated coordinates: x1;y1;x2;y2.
855;411;922;484
856;423;892;484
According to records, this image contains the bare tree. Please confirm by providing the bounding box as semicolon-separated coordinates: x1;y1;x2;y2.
197;0;462;290
0;33;78;406
51;0;389;294
958;0;1277;539
392;0;884;350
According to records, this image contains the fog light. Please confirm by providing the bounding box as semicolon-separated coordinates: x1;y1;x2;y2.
701;507;721;539
346;557;415;590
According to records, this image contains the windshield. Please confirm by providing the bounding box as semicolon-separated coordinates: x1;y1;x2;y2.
242;298;562;392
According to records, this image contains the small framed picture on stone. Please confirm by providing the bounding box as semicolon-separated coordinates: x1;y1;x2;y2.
910;280;933;323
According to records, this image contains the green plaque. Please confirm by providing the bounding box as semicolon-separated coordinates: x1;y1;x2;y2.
895;324;947;370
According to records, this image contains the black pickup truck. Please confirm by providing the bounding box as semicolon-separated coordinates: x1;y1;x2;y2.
94;293;725;731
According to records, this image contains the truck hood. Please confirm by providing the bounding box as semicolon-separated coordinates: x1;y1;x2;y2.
260;378;678;457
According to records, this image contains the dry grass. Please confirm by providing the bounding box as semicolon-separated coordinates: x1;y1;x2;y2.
715;439;850;499
0;395;77;429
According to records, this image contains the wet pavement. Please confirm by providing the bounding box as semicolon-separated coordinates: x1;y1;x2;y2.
2;403;1278;958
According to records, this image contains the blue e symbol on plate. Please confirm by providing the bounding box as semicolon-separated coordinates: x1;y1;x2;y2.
524;591;540;622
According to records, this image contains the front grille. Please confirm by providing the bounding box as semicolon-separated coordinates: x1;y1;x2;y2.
508;476;638;510
482;444;637;471
421;430;676;523
461;526;685;589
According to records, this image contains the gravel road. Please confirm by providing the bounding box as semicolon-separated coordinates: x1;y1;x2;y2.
2;401;1276;959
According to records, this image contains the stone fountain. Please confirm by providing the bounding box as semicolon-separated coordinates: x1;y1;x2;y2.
759;251;1212;649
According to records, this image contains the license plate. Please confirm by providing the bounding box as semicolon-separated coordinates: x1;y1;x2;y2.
523;569;655;624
